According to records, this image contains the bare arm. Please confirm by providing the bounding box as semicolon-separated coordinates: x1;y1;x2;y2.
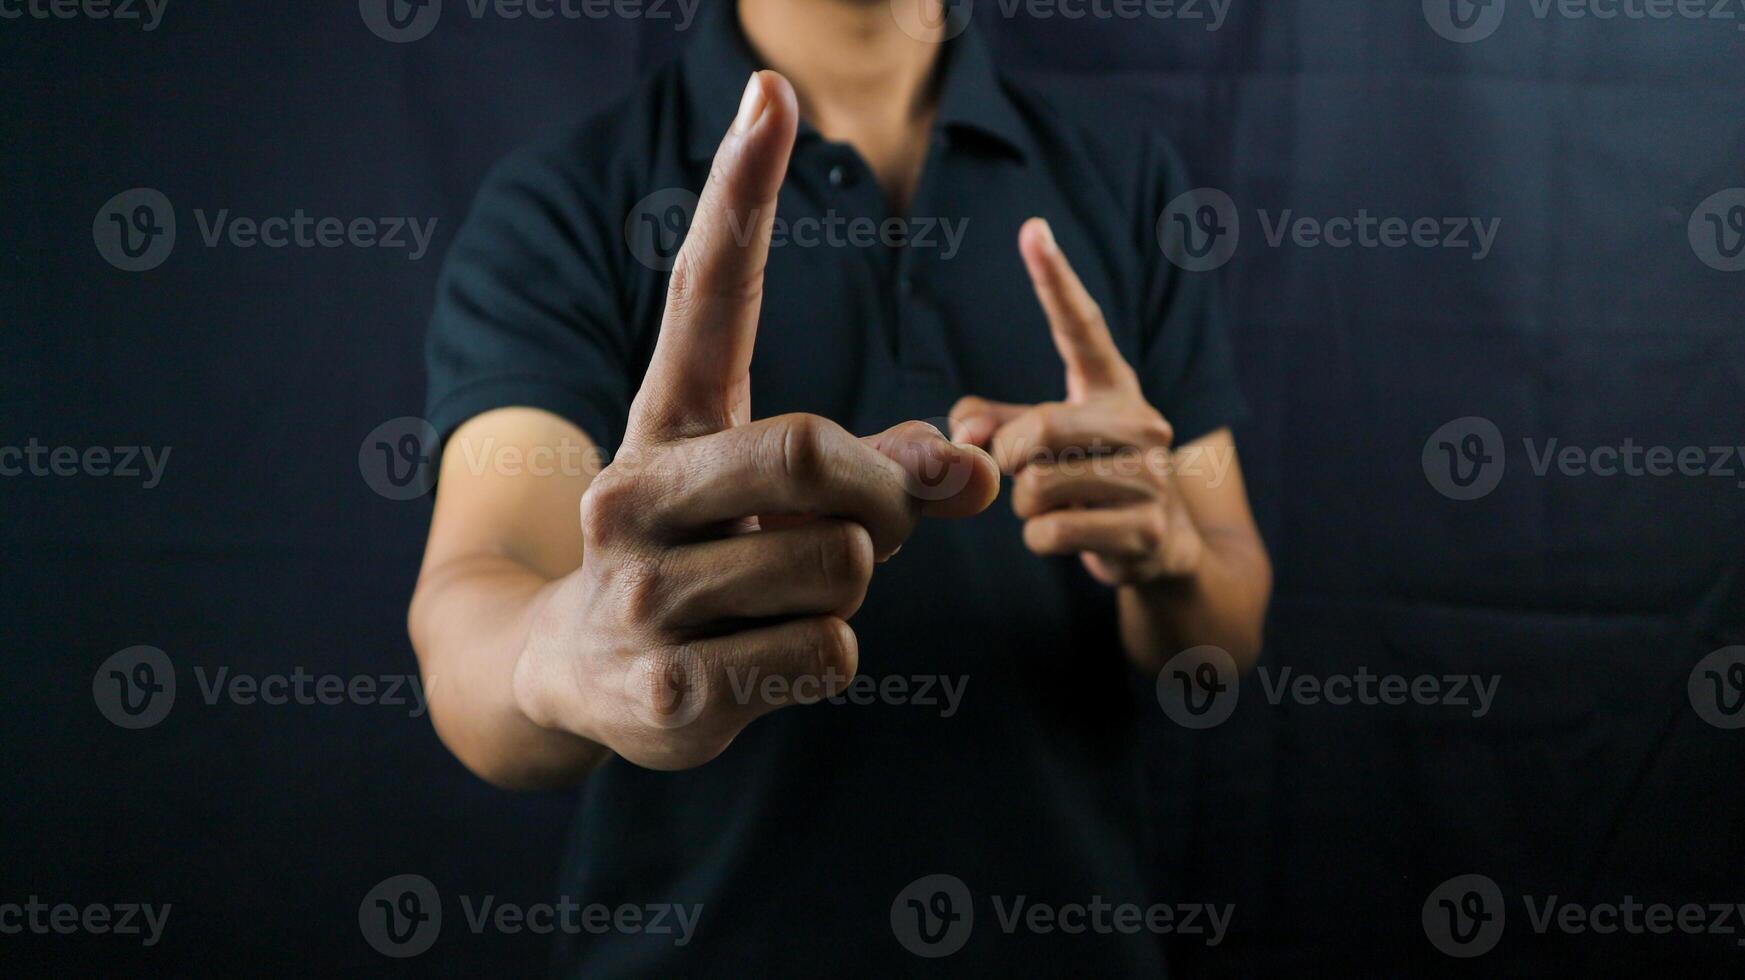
407;71;998;791
409;407;608;789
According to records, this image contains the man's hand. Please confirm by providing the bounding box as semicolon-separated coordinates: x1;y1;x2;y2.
950;218;1270;669
951;217;1201;587
508;71;998;771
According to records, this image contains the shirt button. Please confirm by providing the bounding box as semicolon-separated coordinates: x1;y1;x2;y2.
827;164;847;188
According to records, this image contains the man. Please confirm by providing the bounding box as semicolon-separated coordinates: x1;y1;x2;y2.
409;0;1271;973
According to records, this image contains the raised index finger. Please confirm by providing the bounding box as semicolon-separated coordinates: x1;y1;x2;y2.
627;70;800;441
1018;216;1136;399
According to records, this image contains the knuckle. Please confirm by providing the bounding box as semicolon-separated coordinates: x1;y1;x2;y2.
1032;402;1069;449
579;470;639;543
669;224;765;308
815;521;875;592
809;617;858;677
1012;467;1047;516
1139;413;1175;448
892;419;944;442
631;646;711;721
617;558;668;626
662;254;701;317
774;414;835;484
1134;517;1163;554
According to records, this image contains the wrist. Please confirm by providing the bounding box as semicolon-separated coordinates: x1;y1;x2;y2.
1141;512;1207;586
510;575;594;741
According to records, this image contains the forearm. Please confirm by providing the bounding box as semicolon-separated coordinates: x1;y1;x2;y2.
1117;527;1272;674
409;555;609;790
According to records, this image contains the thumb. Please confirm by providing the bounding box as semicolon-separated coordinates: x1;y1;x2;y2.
948;395;1030;447
627;70;799;442
862;421;1000;519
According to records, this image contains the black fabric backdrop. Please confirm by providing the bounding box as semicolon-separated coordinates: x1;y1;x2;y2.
4;1;1742;975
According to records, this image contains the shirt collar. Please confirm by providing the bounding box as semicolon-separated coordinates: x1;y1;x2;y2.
681;2;1029;163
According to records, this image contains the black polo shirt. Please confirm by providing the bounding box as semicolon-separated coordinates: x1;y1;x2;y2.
426;5;1244;976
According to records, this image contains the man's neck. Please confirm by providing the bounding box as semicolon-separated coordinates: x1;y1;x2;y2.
737;0;947;209
738;0;944;134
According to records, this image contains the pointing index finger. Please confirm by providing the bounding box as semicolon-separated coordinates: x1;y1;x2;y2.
1019;217;1135;399
627;70;800;441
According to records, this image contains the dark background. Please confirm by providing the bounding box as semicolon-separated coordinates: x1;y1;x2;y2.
4;0;1742;975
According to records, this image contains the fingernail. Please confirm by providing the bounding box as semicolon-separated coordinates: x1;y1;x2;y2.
1034;218;1058;255
733;72;767;134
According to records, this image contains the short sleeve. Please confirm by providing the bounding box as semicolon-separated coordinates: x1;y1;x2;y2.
425;140;635;453
1134;135;1247;447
